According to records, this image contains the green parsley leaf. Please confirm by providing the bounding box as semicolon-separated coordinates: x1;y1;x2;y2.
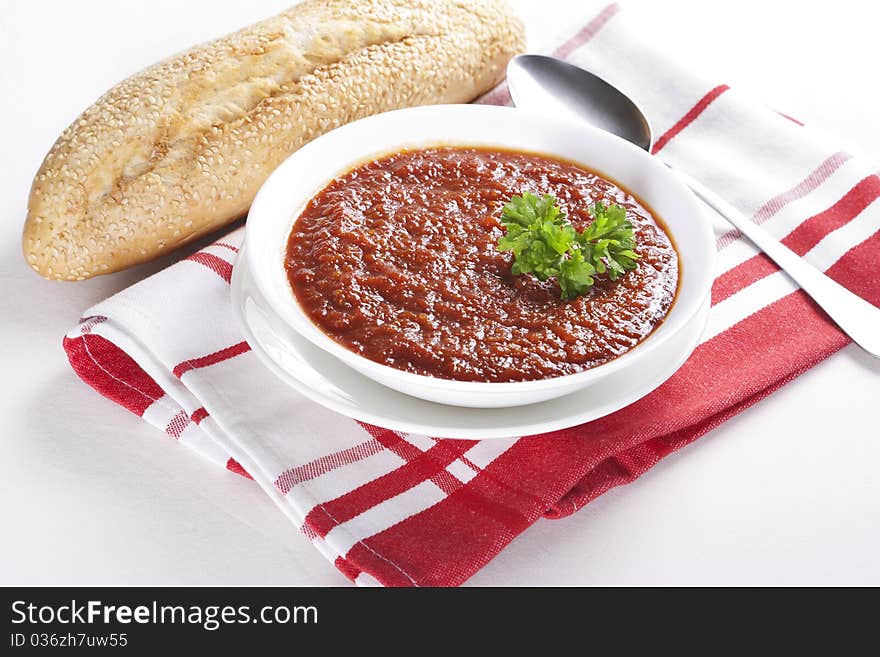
496;193;640;299
498;192;574;281
557;249;596;299
501;191;565;228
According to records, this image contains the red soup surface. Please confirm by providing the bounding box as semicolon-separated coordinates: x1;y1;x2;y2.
285;147;679;383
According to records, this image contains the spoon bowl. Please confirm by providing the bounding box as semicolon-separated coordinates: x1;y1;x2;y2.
508;54;653;151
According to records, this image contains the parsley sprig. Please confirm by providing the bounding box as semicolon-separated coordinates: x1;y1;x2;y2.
496;192;639;299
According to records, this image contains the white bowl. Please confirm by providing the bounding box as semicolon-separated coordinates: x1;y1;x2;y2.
245;104;714;408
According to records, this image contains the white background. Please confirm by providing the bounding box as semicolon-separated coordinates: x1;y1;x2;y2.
1;0;878;586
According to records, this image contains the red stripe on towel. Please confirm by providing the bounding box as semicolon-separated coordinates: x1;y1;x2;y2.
186;252;233;283
164;410;189;439
554;3;621;59
226;458;253;479
274;439;386;495
651;85;730;154
173;341;252;378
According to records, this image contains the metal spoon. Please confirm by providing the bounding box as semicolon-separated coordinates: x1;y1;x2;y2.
507;54;880;357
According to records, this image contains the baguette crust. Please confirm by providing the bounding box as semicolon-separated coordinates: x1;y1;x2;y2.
24;0;524;280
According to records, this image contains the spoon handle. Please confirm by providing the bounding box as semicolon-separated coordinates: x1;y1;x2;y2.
674;168;880;357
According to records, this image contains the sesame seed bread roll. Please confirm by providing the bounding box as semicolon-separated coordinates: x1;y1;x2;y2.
24;0;524;281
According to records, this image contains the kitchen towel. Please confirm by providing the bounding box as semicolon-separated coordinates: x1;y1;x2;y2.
64;2;880;586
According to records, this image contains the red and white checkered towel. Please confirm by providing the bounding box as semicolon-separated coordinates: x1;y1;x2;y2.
64;3;880;586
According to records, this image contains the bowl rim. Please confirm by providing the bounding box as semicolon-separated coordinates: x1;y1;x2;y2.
245;104;715;393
